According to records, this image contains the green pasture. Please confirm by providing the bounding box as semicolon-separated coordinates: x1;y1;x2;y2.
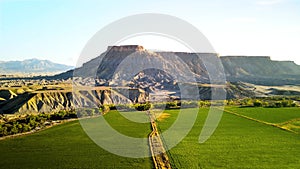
157;107;300;168
1;107;300;168
226;107;300;123
0;110;153;169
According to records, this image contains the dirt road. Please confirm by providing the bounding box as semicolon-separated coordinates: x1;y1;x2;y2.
147;111;172;169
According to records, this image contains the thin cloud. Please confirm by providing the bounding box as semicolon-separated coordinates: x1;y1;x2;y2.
256;0;284;5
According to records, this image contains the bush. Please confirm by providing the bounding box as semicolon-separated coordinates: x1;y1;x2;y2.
22;123;31;132
0;125;8;136
275;102;282;108
166;102;178;109
0;125;3;136
290;102;297;107
133;103;152;111
114;104;135;111
199;100;211;107
100;105;110;114
226;100;235;106
262;101;269;107
11;123;19;134
110;104;118;110
181;101;198;108
253;100;262;107
245;99;253;107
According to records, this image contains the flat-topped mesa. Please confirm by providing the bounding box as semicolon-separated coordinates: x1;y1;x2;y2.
107;45;145;52
221;56;271;60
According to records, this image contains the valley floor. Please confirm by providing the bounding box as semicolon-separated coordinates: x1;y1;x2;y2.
0;107;300;168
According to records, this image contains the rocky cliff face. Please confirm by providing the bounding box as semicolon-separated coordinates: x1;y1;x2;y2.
221;56;300;77
0;88;148;114
53;45;300;99
3;45;299;114
221;56;300;85
66;45;300;85
71;46;223;91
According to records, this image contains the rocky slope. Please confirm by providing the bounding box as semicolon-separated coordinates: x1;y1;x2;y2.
0;88;147;114
2;45;300;114
221;56;300;85
51;45;300;99
57;45;300;85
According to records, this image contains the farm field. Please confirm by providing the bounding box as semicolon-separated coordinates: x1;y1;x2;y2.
1;107;300;168
225;107;300;123
156;107;300;168
225;107;300;134
0;110;153;169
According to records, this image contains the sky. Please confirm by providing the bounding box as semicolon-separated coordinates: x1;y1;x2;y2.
0;0;300;66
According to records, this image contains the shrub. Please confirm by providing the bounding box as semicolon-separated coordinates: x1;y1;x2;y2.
181;101;198;108
22;123;31;132
133;103;152;111
0;125;3;136
11;123;19;134
262;101;269;107
253;100;262;107
290;102;297;107
107;104;117;110
281;99;289;107
114;104;135;111
100;105;110;114
166;102;178;109
199;100;211;107
68;111;78;118
226;100;235;106
0;126;8;136
274;102;282;108
211;100;226;106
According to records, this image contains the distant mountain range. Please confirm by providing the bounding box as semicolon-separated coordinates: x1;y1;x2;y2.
0;58;73;74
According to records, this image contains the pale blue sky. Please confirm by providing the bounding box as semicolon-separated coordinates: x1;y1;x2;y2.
1;0;300;65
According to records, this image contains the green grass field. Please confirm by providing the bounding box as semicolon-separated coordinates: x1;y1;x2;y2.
0;110;153;169
157;107;300;168
225;107;300;134
1;107;300;168
226;107;300;123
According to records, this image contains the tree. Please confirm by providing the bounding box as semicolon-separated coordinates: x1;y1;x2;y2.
275;102;282;108
134;103;152;111
253;100;262;107
11;123;19;134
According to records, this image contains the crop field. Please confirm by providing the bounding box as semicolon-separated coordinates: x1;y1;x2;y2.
156;107;300;168
226;107;300;123
1;107;300;168
225;107;300;133
0;110;153;169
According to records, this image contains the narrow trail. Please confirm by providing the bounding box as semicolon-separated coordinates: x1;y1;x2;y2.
147;111;172;169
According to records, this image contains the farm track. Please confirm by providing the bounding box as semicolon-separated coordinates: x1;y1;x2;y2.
147;111;172;169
